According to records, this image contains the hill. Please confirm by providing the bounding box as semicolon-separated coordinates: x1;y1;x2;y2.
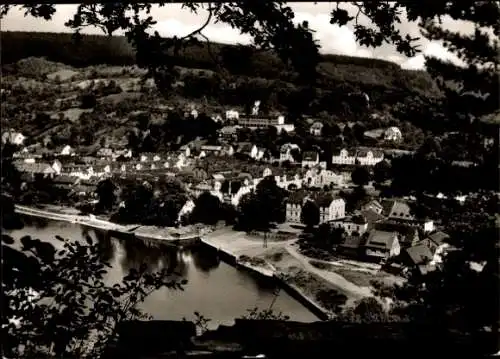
1;31;449;152
1;31;441;101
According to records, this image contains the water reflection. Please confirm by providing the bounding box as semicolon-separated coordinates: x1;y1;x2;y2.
190;246;220;273
119;238;189;277
8;218;320;327
24;215;49;229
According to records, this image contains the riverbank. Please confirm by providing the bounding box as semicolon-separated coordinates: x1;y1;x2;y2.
15;204;372;320
200;228;373;318
14;204;203;246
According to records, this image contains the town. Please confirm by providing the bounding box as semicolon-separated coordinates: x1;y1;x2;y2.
1;3;498;356
4;83;495;286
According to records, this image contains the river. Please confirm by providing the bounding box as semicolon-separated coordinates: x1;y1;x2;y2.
5;215;319;329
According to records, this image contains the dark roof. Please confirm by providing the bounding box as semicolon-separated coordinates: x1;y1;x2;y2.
365;230;397;249
405;244;433;266
339;235;363;249
359;209;385;226
236;142;254;153
381;200;413;219
287;190;342;208
427;231;450;245
302;151;318;161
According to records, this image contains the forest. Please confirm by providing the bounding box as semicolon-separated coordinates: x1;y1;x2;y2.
1;31;442;100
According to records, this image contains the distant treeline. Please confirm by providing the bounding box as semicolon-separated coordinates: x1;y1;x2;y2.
0;31;441;98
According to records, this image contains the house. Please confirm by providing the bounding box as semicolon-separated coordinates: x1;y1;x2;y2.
421;231;450;254
402;244;435;275
60;145;74;156
192;167;209;181
359;209;385;230
15;162;56;179
97;147;114;158
312;169;343;188
310;121;324;136
286;191;345;224
218;126;238;141
274;123;295;134
200;145;223;156
381;199;435;232
236;142;259;159
331;149;356;165
238;114;285;128
52;159;63;175
2;129;26;146
178;145;191;158
280;143;301;163
211;114;224;123
225;109;239;121
301;151;319;168
221;144;234;156
374;221;419;248
384;127;402;142
330;215;368;236
331;148;384;166
364;230;401;261
362;200;384;214
355;149;384;166
337;235;365;258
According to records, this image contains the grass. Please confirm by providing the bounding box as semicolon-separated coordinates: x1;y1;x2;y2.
309;259;399;287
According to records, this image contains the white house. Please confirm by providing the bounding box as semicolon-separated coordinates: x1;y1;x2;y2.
52;160;62;175
301;151;320;168
2;130;26;146
97;147;113;158
355;149;384;166
330;215;369;235
331;148;384;166
331;149;356;165
384;126;402;142
310;121;324;136
226;109;239;121
60;145;74;156
286;191;346;224
305;168;343;188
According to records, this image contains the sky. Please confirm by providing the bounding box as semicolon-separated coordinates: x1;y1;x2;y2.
1;3;472;70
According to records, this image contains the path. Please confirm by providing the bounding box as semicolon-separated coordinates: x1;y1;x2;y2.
285;244;372;300
202;228;372;302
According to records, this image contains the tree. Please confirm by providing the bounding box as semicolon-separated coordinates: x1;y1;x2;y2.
236;177;286;232
373;160;392;184
190;192;222;225
2;232;186;358
300;200;320;229
351;166;371;186
95;178;117;212
2;1;498;354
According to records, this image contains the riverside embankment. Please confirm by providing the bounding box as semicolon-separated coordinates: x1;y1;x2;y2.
14;205;371;319
14;205;202;246
200;228;373;318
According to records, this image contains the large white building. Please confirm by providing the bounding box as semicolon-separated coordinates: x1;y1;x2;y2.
332;148;384;166
286;191;346;224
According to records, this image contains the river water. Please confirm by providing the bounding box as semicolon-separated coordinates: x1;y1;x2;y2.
6;215;318;329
